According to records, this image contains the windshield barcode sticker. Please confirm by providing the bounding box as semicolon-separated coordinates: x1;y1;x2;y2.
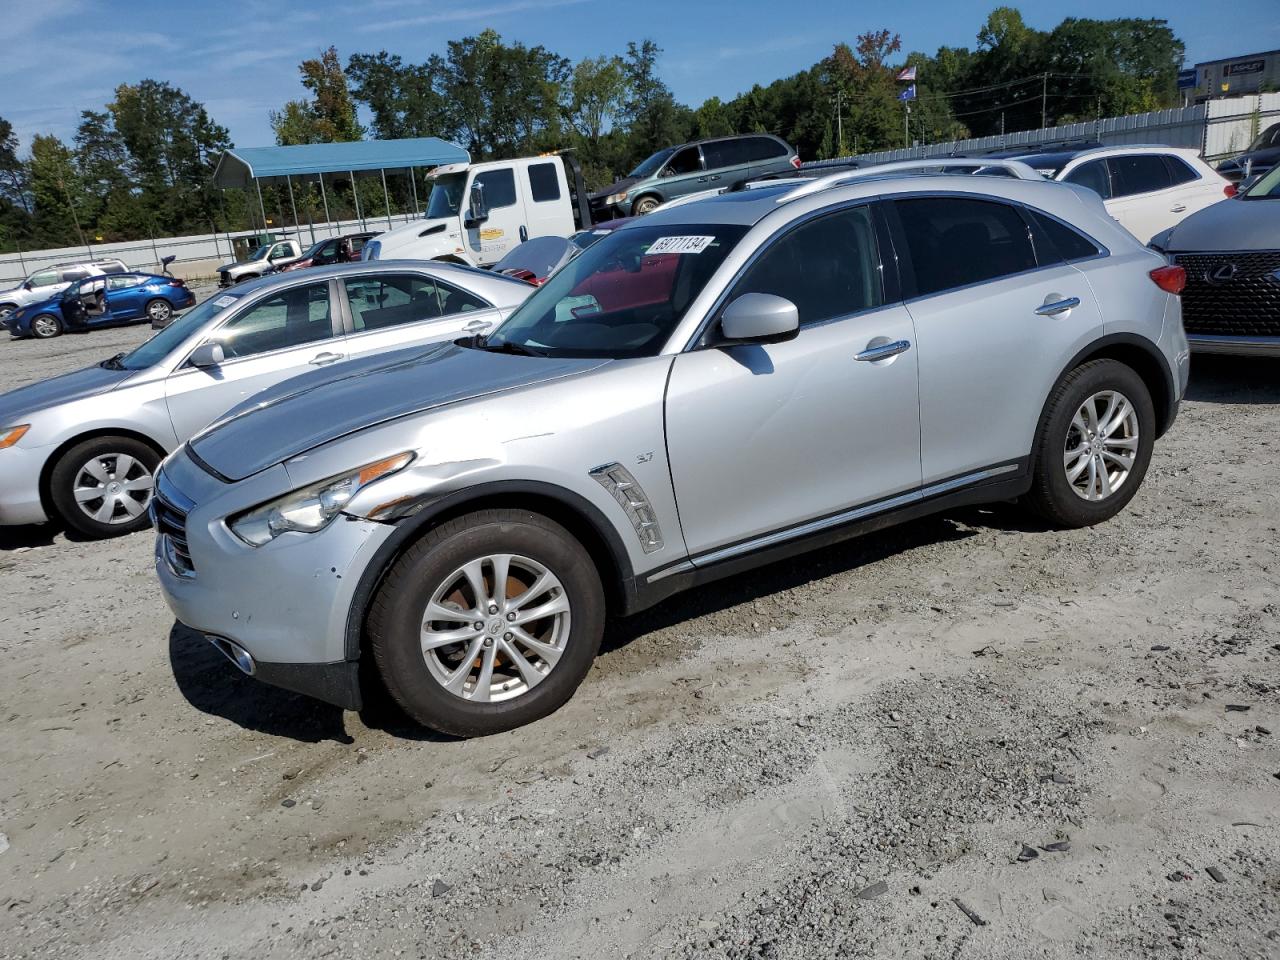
647;235;715;255
213;295;237;308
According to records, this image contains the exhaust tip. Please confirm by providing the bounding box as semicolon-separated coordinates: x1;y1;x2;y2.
206;634;256;676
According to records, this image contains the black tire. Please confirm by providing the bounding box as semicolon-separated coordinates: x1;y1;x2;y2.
144;298;172;325
632;195;661;216
49;436;160;538
1025;359;1155;528
234;273;257;284
30;313;62;339
368;509;606;737
0;302;16;321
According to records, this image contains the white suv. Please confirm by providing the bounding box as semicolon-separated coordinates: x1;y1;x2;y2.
0;259;129;322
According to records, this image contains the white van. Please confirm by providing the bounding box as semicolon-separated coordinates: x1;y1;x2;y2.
363;154;592;267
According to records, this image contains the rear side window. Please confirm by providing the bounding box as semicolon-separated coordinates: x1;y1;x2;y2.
731;206;882;326
99;261;127;274
474;168;517;209
1026;209;1101;263
894;196;1037;298
1163;155;1200;186
527;162;561;203
344;274;489;331
703;139;751;169
107;275;145;290
1108;155;1172;197
1063;160;1111;200
60;268;90;282
745;137;788;161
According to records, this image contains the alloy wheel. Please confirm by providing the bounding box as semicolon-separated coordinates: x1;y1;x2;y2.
1063;389;1139;502
420;554;571;703
71;453;155;525
147;300;172;323
32;315;60;338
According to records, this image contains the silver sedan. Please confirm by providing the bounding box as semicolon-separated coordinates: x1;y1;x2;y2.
0;261;531;538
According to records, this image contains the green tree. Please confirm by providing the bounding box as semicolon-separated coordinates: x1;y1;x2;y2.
27;134;87;247
568;55;629;149
273;46;363;145
620;40;691;164
347;50;451;140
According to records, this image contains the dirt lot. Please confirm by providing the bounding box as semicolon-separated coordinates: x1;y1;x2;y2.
1;322;1277;960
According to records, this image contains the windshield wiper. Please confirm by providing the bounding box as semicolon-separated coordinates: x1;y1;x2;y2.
100;352;127;370
474;336;547;358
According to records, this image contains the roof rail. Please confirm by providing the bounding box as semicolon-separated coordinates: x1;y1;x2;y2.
779;157;1044;202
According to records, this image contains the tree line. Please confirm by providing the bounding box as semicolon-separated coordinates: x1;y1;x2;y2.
0;7;1184;253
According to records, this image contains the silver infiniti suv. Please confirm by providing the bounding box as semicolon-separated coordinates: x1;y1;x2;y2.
153;161;1190;736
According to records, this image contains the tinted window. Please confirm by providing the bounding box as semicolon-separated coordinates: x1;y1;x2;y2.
1108;155;1172;197
663;146;702;177
344;273;487;331
703;139;751;169
474;168;517;210
1163;155;1199;186
731;206;882;326
527;162;561;203
317;240;340;258
1027;210;1101;263
60;268;90;282
1063;159;1111;199
746;137;788;162
894;196;1036;297
208;282;332;359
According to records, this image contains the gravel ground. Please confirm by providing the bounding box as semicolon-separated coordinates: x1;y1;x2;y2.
0;321;1277;959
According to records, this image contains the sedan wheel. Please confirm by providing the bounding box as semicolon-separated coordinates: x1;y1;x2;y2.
31;314;62;338
1063;390;1140;501
145;299;173;324
49;436;160;538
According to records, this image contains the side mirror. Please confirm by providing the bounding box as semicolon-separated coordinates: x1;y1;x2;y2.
189;342;225;368
465;183;489;227
719;293;800;345
22;280;32;290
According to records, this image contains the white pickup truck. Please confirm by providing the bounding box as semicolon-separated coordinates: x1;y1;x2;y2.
363;154;593;267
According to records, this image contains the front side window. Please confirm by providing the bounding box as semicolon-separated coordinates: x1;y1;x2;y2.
473;168;517;210
28;270;58;287
1108;155;1172;197
119;293;245;369
662;146;703;178
206;282;332;360
344;273;488;331
729;206;882;326
894;196;1037;298
528;162;561;203
1064;159;1112;200
628;148;675;179
486;223;748;358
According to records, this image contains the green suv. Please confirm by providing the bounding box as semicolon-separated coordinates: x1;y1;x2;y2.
590;134;799;219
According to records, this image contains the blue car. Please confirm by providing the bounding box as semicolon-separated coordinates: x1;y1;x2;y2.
5;272;196;339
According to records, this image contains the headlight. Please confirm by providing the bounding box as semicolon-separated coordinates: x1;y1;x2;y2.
605;191;628;206
229;452;414;546
0;424;30;449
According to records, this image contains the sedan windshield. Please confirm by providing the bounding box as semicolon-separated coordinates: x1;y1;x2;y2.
426;173;466;219
115;293;243;370
481;223;748;358
1242;164;1280;199
628;148;675;179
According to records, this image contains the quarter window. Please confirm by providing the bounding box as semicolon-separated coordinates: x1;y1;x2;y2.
207;282;333;359
894;196;1037;297
1163;155;1200;186
473;168;517;209
343;274;488;332
1063;159;1111;200
731;206;882;326
1107;154;1172;197
527;162;561;203
1026;209;1101;263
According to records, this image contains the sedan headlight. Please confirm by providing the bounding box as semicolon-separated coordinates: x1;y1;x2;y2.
605;191;628;206
229;452;414;546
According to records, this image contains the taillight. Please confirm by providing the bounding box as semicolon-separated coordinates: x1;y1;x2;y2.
1224;183;1238;198
790;155;802;170
168;278;185;286
1149;265;1186;294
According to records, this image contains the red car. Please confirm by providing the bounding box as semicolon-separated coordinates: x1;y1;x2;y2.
274;232;378;273
493;219;636;286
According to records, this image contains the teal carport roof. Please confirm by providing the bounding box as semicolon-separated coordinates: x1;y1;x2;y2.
212;138;470;188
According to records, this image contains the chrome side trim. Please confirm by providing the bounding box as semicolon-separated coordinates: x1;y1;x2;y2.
667;463;1019;576
645;559;695;583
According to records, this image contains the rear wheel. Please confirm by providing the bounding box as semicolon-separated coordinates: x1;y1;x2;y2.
632;195;661;216
145;298;172;325
368;509;605;736
30;313;62;339
49;436;159;538
1026;359;1155;528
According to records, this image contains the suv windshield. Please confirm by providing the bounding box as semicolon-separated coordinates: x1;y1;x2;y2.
1242;164;1280;199
426;173;467;219
481;222;748;359
114;293;244;370
1247;124;1279;152
628;148;676;179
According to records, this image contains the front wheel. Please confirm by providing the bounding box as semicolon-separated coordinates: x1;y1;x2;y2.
30;313;63;339
368;509;605;736
145;298;173;325
49;436;160;538
1025;359;1155;528
631;195;661;216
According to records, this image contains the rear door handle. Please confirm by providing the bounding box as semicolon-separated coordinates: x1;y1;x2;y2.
309;351;344;366
855;339;912;362
1034;297;1081;317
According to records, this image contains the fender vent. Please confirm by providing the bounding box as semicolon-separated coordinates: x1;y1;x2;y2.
590;463;664;553
418;224;447;238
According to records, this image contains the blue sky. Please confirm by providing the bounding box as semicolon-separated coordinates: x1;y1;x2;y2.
1;0;1277;151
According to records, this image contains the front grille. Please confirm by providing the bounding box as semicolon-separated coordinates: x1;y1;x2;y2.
151;471;195;577
1174;250;1280;338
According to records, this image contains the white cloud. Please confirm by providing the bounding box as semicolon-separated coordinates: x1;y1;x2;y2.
358;0;590;32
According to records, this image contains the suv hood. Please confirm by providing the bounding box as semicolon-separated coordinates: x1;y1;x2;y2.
189;342;608;481
0;363;134;425
1158;197;1280;252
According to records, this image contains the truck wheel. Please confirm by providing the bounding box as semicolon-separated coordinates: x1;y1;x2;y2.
49;435;160;538
368;509;606;737
632;196;661;216
30;313;63;339
1025;359;1155;529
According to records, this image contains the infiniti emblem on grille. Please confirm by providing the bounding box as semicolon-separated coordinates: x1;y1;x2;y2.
1205;263;1238;283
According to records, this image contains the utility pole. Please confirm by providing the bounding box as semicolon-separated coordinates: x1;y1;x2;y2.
904;103;910;148
834;89;843;155
1041;73;1048;129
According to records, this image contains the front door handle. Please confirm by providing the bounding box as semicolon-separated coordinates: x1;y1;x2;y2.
309;351;344;366
1034;296;1081;317
855;339;912;362
1170;203;1187;213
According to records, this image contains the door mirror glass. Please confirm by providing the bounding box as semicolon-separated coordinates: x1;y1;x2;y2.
189;342;225;368
720;293;799;344
466;182;489;226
